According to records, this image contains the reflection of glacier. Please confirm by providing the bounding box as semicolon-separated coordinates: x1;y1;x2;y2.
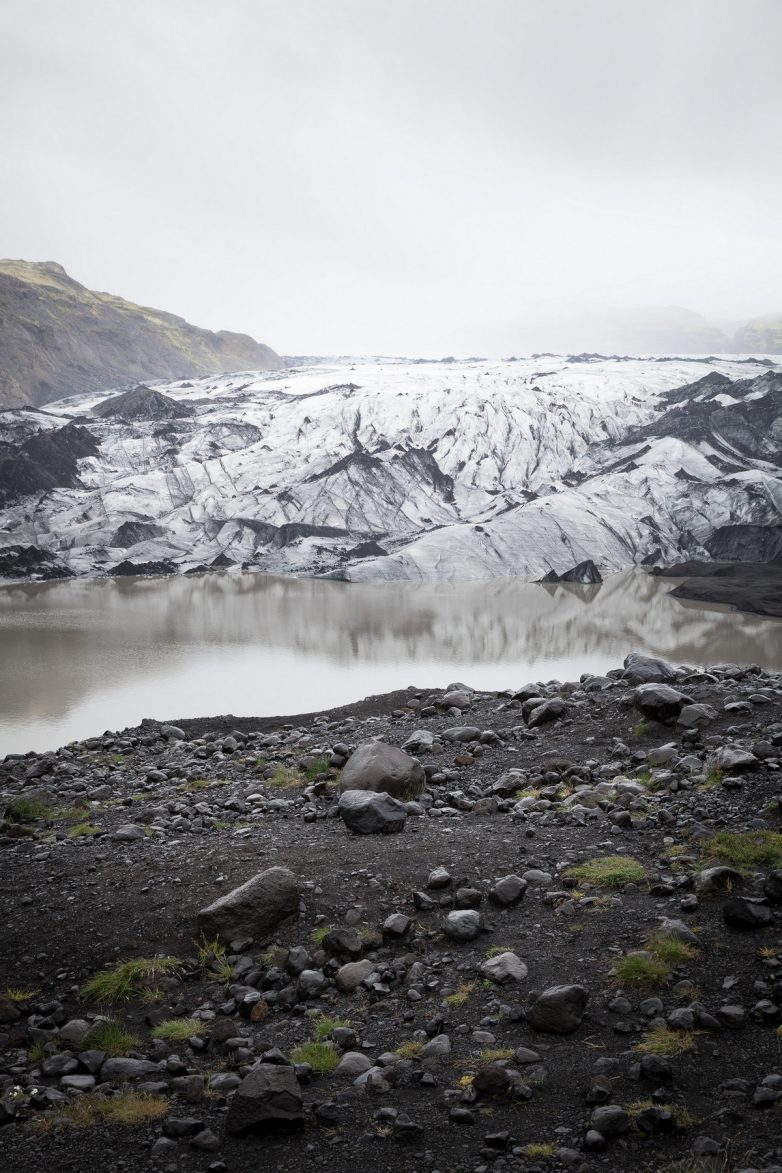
1;567;781;753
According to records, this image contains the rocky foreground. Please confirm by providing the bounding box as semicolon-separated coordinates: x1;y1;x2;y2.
2;655;782;1172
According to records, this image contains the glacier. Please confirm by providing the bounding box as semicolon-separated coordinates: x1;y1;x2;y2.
0;354;779;583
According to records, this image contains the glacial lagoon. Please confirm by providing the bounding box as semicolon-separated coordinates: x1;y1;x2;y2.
0;567;780;756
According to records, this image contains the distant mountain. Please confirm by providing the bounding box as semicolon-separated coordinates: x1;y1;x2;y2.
732;315;782;354
0;260;281;409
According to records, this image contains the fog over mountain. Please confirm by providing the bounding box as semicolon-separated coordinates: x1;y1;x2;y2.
1;0;780;356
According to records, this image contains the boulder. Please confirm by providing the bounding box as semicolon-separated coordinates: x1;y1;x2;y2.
677;704;717;730
526;698;569;728
196;866;299;943
339;739;424;800
633;684;691;723
722;898;773;930
225;1063;304;1133
338;790;407;834
622;653;678;685
488;875;528;907
334;959;375;992
526;985;588;1034
443;910;482;942
710;745;759;772
479;951;528;984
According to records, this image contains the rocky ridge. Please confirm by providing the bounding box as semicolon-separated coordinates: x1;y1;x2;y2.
2;655;782;1170
0;260;280;410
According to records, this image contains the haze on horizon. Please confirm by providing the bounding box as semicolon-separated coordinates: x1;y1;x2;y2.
1;0;780;357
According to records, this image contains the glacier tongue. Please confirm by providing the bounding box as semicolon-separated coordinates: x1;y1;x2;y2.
0;355;779;582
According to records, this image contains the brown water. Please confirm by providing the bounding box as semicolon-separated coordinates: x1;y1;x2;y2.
0;568;779;756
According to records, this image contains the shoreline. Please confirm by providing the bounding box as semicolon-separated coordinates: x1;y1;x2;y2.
2;654;782;1170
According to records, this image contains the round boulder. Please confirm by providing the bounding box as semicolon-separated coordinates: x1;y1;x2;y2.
339;738;425;801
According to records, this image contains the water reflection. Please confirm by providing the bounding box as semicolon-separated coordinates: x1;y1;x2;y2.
0;568;779;755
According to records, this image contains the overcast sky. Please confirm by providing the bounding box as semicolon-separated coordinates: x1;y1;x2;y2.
1;0;780;355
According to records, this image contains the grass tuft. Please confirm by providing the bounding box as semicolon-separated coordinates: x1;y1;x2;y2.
290;1040;339;1073
267;766;303;789
312;1015;352;1041
33;1090;169;1130
310;924;332;947
523;1143;556;1158
566;856;647;888
647;932;697;966
83;1019;140;1057
627;1099;695;1129
4;795;52;822
5;986;40;1003
473;1047;515;1065
80;957;182;1004
304;755;332;780
444;982;476;1008
634;1026;698;1056
151;1017;205;1041
615;952;670;988
68;822;101;838
702;830;782;872
394;1040;423;1059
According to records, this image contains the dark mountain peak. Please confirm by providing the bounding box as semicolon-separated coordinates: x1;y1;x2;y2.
0;259;280;409
93;385;194;422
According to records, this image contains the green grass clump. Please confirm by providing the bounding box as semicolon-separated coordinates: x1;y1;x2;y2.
632;721;652;737
305;755;332;779
194;934;233;981
83;1019;140;1056
312;1015;352;1041
634;1026;698;1056
4;795;52;822
702;830;782;872
473;1047;515;1065
310;923;332;947
627;1099;695;1129
80;957;182;1004
615;952;670;988
394;1040;423;1059
647;932;697;966
33;1090;169;1130
5;986;40;1003
290;1040;339;1073
484;944;511;959
565;856;647;888
444;982;475;1008
68;822;101;838
151;1017;205;1041
523;1143;556;1158
267;766;303;789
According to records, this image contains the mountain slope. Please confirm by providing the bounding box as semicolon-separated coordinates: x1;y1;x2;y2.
0;354;779;583
733;315;782;355
0;260;281;409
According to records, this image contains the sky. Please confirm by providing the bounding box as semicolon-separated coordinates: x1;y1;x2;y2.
1;0;780;355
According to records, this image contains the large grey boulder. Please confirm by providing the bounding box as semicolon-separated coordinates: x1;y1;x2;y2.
633;683;691;723
443;909;482;942
339;738;425;800
225;1063;304;1133
338;789;407;834
100;1057;160;1081
526;985;588;1034
622;653;678;685
526;698;569;728
710;745;759;772
196;866;299;943
479;951;528;984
